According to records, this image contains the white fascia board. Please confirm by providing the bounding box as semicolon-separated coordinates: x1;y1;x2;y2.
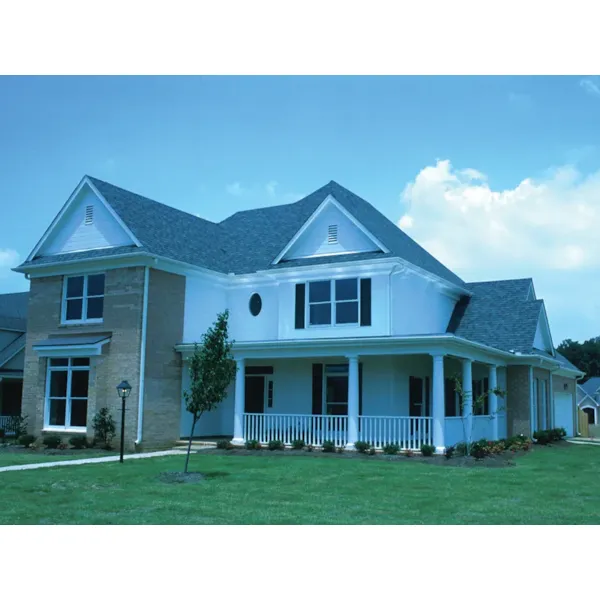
33;339;110;358
272;195;390;265
25;177;141;263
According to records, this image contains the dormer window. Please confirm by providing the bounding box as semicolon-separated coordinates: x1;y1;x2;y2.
84;205;94;225
327;224;338;244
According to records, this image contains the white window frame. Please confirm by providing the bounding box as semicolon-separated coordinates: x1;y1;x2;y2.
44;358;90;432
306;278;360;328
61;273;105;325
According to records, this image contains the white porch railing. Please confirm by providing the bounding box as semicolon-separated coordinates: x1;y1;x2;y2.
242;413;434;449
359;416;433;450
244;413;349;447
0;415;16;435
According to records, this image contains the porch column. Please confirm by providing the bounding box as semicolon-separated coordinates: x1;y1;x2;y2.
462;358;473;444
346;355;359;449
431;353;445;453
232;357;245;445
489;364;498;440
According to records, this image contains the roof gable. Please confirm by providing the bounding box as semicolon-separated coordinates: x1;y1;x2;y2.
581;377;600;396
532;304;555;355
27;177;140;262
274;195;386;263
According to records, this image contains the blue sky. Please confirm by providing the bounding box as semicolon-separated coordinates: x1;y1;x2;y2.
1;75;599;343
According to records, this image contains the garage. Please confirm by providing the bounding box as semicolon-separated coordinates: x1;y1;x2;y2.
554;392;575;437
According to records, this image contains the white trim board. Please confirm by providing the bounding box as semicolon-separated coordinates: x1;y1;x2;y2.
272;195;390;265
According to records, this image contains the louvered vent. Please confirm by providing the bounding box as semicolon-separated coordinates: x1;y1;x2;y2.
328;224;338;244
84;205;94;225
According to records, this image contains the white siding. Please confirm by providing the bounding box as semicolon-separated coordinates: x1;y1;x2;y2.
182;276;227;343
282;202;379;260
40;187;133;256
390;270;456;335
228;284;279;341
533;315;552;352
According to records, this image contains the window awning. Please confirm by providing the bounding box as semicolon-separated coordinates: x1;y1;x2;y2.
33;333;111;358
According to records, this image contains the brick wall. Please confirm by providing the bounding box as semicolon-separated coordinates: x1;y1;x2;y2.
141;269;186;449
506;365;531;436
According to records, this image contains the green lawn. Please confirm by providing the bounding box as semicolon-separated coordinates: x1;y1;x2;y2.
0;450;117;468
1;444;599;524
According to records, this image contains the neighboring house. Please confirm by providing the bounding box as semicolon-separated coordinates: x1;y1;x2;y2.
577;377;600;425
12;176;584;451
0;292;28;433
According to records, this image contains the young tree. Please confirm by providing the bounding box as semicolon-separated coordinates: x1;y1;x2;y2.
450;374;505;456
183;309;237;473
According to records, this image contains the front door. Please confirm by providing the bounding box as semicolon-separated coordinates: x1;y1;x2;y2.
409;376;423;417
245;376;265;414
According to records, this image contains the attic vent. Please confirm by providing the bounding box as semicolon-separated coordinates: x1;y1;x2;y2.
328;224;338;244
84;205;94;225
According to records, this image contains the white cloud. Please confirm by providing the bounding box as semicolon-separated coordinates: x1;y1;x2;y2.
398;159;600;341
0;248;20;280
266;180;278;197
580;78;600;98
225;182;245;196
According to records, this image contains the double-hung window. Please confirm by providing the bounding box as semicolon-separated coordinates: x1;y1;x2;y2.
62;274;105;323
45;358;90;430
308;278;359;326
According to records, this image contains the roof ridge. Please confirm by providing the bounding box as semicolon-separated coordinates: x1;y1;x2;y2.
87;176;219;227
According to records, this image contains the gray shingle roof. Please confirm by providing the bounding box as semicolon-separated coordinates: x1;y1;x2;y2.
447;278;543;353
554;351;582;373
0;333;25;368
18;178;465;288
0;292;28;331
581;377;600;396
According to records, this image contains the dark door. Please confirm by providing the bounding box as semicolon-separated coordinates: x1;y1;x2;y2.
409;376;423;417
245;376;265;414
0;379;23;415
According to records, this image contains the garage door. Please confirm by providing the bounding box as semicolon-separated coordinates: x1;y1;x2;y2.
554;392;574;437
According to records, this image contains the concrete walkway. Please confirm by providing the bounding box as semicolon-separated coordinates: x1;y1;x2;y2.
0;449;190;473
566;438;600;446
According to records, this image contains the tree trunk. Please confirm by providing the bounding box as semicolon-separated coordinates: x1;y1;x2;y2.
184;418;198;474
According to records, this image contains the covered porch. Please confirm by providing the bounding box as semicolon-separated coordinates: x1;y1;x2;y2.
223;338;508;452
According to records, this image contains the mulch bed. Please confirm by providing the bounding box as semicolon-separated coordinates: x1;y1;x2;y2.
196;446;544;468
0;443;115;457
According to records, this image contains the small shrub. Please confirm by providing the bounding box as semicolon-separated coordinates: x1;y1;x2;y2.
336;446;344;454
291;439;305;450
444;445;455;459
470;439;491;459
367;447;376;456
383;443;400;455
548;428;567;442
0;428;5;440
306;444;314;452
533;430;551;445
58;442;69;450
322;440;336;453
216;439;233;450
268;439;284;451
245;439;262;450
43;435;62;449
69;435;88;449
354;441;371;454
92;408;116;450
556;427;567;439
421;444;436;457
455;442;468;456
488;440;506;454
405;449;414;458
8;414;28;440
19;434;36;448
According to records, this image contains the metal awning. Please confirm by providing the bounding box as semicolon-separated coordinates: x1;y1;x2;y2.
33;333;112;357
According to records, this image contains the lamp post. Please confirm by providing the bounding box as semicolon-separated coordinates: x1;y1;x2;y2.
116;380;132;463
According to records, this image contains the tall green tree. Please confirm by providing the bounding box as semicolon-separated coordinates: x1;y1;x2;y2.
557;336;600;381
183;310;236;473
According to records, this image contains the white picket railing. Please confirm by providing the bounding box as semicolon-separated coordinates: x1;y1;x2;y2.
358;416;433;450
243;413;348;447
0;415;16;435
242;413;434;449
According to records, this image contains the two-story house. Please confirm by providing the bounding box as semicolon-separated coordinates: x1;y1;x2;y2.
13;176;583;451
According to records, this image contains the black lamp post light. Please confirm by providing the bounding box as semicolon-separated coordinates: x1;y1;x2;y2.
116;380;132;463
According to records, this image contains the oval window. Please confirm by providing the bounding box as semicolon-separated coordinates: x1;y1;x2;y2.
249;293;262;316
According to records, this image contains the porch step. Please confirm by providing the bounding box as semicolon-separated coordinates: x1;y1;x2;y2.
173;440;218;450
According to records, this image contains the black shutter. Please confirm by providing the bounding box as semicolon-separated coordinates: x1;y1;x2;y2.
360;278;371;326
444;378;456;417
359;362;363;416
312;364;323;415
295;283;305;329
